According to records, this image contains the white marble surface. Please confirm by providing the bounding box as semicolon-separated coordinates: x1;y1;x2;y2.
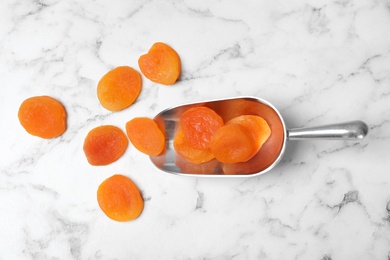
1;0;390;259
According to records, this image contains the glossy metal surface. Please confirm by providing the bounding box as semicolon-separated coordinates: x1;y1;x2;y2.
287;121;368;140
150;96;368;177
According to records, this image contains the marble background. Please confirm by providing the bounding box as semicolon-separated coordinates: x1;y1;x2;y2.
1;0;390;259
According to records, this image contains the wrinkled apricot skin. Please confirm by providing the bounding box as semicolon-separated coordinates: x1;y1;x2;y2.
97;174;144;222
138;42;181;85
126;117;165;156
83;125;128;166
173;127;215;164
180;106;224;150
210;124;256;164
18;96;67;139
97;66;142;112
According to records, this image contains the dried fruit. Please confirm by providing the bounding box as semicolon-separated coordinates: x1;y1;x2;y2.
126;117;165;156
221;101;284;175
179;106;224;150
97;66;142;112
83;125;128;166
18;95;67;139
173;127;215;164
210;124;256;163
138;42;181;85
226;115;271;159
97;174;144;222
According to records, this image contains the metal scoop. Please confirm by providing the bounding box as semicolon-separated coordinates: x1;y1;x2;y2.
150;96;368;177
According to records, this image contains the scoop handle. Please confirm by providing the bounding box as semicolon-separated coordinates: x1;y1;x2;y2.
287;120;368;140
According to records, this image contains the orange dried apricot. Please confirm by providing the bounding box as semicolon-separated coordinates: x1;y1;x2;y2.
180;106;224;150
226;115;271;159
97;66;142;112
138;42;181;85
173;127;215;164
221;101;284;175
210;124;256;164
18;95;67;139
83;125;128;166
97;174;144;222
125;117;165;156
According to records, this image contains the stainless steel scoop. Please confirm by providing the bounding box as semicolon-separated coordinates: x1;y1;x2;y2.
150;96;368;177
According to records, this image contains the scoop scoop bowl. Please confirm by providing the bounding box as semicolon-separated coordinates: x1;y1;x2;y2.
150;96;368;177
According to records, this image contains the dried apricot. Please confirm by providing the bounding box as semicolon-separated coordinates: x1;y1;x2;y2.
226;115;271;159
138;42;181;85
180;106;224;150
173;127;215;164
126;117;165;156
97;66;142;112
83;125;128;166
221;101;284;175
18;95;67;139
97;174;143;222
210;124;256;164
